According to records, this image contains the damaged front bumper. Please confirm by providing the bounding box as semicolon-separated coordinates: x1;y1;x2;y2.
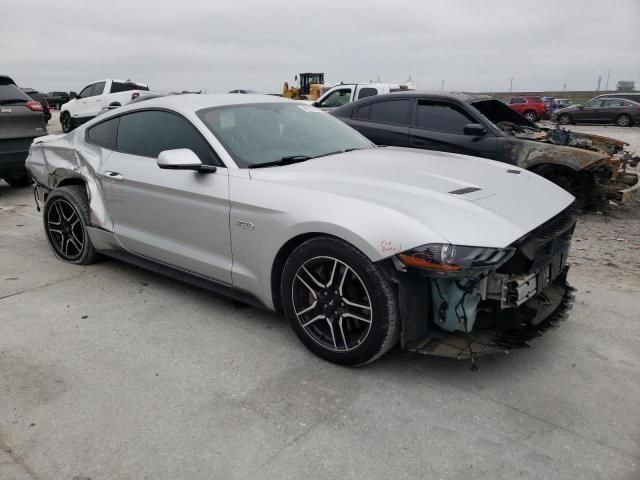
410;270;574;359
396;205;577;360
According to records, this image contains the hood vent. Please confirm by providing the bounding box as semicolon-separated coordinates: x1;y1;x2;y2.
449;187;482;195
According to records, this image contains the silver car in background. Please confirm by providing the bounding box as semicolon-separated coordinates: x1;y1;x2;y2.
26;94;576;366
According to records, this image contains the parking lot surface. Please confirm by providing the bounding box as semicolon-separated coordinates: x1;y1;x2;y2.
1;120;639;479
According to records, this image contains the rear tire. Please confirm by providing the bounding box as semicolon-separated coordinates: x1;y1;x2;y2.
558;113;572;125
281;236;399;366
4;174;33;188
43;185;98;265
523;110;537;122
61;111;74;133
616;114;631;127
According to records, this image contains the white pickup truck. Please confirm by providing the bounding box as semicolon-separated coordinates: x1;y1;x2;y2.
311;83;415;110
60;79;151;132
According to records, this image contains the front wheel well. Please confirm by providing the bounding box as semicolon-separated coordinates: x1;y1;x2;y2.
270;232;347;312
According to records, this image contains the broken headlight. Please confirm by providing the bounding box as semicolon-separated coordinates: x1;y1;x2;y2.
397;243;515;276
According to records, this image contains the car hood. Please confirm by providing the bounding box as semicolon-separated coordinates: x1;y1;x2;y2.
248;147;574;248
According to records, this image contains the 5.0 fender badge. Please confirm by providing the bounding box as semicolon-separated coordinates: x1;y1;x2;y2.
1;108;12;113
236;220;255;231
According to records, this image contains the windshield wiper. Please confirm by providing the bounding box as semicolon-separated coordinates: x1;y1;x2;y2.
248;155;312;169
248;148;365;169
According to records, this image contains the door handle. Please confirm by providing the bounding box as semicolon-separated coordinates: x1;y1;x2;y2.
104;171;124;181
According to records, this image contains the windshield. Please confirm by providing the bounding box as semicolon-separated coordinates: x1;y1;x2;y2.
197;102;373;167
471;99;539;131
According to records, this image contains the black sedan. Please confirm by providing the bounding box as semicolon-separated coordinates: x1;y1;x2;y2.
328;91;632;208
551;98;640;127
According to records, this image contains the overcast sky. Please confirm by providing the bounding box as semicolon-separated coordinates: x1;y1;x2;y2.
2;0;639;94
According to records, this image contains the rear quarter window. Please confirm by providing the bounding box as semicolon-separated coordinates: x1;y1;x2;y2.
86;117;119;150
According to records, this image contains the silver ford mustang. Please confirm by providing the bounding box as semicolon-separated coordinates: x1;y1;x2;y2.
26;94;576;366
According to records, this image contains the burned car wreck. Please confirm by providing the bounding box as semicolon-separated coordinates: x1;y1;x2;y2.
26;94;578;366
331;92;639;208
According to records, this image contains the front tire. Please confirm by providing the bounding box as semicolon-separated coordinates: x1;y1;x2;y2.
43;185;98;264
616;114;631;127
281;237;399;366
558;113;572;125
61;111;74;133
523;110;537;122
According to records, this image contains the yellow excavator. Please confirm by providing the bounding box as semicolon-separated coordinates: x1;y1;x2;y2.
282;73;325;101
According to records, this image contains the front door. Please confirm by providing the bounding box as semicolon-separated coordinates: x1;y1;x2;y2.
579;99;605;123
95;110;233;283
408;99;498;158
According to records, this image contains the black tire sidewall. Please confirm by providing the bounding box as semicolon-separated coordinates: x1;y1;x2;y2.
281;237;398;365
524;110;536;122
61;112;72;133
43;186;96;264
616;114;631;127
559;114;571;125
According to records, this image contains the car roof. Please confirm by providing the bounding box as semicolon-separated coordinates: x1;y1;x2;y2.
110;93;291;115
0;75;17;85
346;91;495;103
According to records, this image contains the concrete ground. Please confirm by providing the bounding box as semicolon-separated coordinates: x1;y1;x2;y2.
1;121;639;480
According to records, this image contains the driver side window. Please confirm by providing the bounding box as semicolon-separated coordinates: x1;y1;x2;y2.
319;89;352;108
583;100;602;108
78;84;94;99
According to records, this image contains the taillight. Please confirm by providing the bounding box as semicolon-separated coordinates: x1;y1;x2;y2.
25;101;43;112
131;92;140;100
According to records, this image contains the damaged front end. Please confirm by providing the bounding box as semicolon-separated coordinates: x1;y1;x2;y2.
394;205;577;363
545;127;639;203
506;125;639;205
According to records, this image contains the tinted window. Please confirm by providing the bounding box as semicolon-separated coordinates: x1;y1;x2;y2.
0;83;31;103
357;87;378;100
414;101;474;133
78;85;93;98
117;110;217;164
353;104;371;120
110;81;149;93
369;100;411;125
509;97;526;104
319;89;352;108
528;96;543;103
87;117;119;150
91;82;106;96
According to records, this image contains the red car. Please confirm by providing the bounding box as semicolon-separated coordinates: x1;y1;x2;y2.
505;96;549;122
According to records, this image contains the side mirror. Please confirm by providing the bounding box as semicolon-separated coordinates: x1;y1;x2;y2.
70;92;77;99
463;123;486;136
157;149;216;173
312;101;319;107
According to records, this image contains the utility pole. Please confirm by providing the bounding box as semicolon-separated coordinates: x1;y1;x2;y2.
563;83;566;91
509;78;513;93
441;80;444;91
605;70;610;91
596;76;602;91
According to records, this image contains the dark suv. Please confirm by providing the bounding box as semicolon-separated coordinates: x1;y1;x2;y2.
0;75;47;187
46;91;71;109
330;91;639;207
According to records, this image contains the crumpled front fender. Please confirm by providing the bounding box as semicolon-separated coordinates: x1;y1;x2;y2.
503;137;608;171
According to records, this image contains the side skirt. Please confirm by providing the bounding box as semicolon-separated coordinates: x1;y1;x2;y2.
86;226;272;312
